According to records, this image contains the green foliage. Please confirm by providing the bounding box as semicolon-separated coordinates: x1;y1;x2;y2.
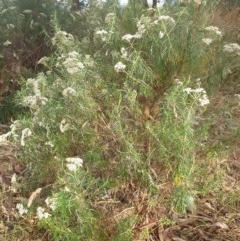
38;174;104;241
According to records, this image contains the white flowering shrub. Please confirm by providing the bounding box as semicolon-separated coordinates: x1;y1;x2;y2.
10;1;234;240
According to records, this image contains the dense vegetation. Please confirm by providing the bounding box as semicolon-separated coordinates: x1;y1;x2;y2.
0;0;240;240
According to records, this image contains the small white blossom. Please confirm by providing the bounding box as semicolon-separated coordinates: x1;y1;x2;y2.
199;94;210;106
45;141;54;147
52;31;74;46
223;44;233;53
121;33;141;42
194;88;206;93
183;87;209;107
66;163;78;172
59;119;70;133
159;31;165;39
68;51;80;58
114;61;126;73
158;15;175;25
122;34;135;42
45;197;57;211
64;186;71;192
121;47;128;60
183;87;205;94
205;26;222;37
66;157;83;172
134;33;143;39
23;94;48;108
63;57;84;74
62;87;77;97
23;9;32;13
95;29;108;41
96;30;108;35
26;77;42;95
183;87;193;94
16;203;28;215
136;20;146;36
105;13;115;23
36;207;51;220
20;128;32;146
66;67;79;74
174;78;183;85
66;157;83;167
223;43;240;54
202;38;213;45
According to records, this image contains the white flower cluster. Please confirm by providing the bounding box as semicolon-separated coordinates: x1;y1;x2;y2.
45;197;57;211
202;38;213;46
16;196;57;220
157;15;176;25
122;33;142;42
36;207;51;220
183;87;210;106
45;141;54;147
16;203;28;215
205;26;222;37
62;87;77;97
202;26;222;46
159;31;165;39
121;13;176;43
223;43;240;55
0;120;22;144
0;121;33;147
114;61;126;73
63;52;84;74
27;76;42;95
23;9;32;14
59;119;70;133
52;31;74;46
105;13;115;24
95;29;108;41
66;157;83;172
23;74;48;109
23;95;48;108
136;17;150;37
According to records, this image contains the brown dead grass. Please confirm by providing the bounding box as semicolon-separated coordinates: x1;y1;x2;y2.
211;6;240;41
